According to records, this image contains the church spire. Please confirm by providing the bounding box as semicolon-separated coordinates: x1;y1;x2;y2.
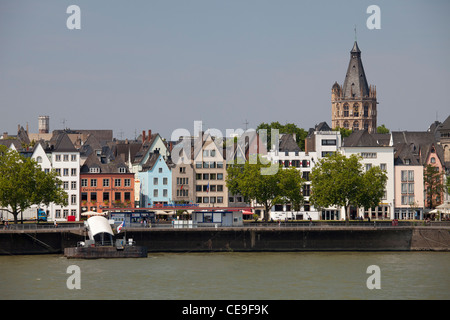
342;41;369;99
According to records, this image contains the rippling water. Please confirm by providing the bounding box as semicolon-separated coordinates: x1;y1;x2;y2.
0;252;449;300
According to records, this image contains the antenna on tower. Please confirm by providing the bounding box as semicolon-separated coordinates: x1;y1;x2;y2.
354;25;357;41
244;119;249;131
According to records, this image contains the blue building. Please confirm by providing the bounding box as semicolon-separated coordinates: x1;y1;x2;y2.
138;152;172;207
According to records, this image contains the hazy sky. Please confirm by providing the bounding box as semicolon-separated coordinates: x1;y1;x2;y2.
1;0;449;140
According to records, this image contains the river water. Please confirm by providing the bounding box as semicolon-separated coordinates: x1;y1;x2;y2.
0;252;449;300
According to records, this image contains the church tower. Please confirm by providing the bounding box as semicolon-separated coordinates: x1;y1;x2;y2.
331;41;377;133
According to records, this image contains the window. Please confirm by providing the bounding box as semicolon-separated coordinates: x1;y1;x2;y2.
153;189;158;197
302;185;311;197
217;173;223;180
115;192;121;201
196;185;202;192
71;194;77;205
91;179;97;187
203;150;209;157
401;183;407;194
55;209;61;218
361;153;377;159
63;210;69;218
195;162;202;169
124;192;131;201
118;167;126;173
91;192;97;202
380;163;386;171
55;155;61;161
153;177;158;185
63;155;69;161
353;121;359;131
353;104;359;117
71;209;77;216
196;197;202;203
401;170;407;182
124;179;131;187
36;156;42;163
343;104;349;117
365;164;372;171
63;168;69;176
210;173;216;180
196;173;202;180
217;196;223;203
343;121;349;129
408;170;414;182
217;185;223;192
217;162;223;168
81;193;88;201
203;197;209;203
71;168;77;176
103;179;109;187
203;162;209;169
163;189;168;197
90;167;100;173
321;139;336;146
103;192;110;201
71;154;77;161
158;168;163;173
115;179;121;187
71;181;77;190
430;157;436;164
203;173;209;180
55;168;61;176
62;181;68;190
364;105;369;117
408;183;414;194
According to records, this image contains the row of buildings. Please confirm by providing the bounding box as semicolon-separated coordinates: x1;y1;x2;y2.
1;41;449;222
1;114;449;222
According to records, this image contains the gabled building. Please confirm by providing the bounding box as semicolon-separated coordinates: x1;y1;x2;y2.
137;151;172;207
80;136;134;215
47;132;81;220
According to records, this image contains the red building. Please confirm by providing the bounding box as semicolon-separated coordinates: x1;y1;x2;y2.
80;152;134;214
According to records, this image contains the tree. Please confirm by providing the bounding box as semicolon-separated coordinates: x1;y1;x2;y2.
424;164;444;209
0;145;68;224
310;153;387;220
333;127;352;138
278;167;305;217
226;157;283;222
377;124;390;134
256;122;308;150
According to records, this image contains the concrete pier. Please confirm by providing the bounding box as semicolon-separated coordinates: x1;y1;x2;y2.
1;225;449;255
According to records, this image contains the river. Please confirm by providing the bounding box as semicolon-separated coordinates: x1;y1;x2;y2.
0;252;448;300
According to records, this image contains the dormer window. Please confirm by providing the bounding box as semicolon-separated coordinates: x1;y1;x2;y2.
90;167;100;173
119;167;126;173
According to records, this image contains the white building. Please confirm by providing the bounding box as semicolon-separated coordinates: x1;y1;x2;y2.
340;130;395;219
266;122;342;220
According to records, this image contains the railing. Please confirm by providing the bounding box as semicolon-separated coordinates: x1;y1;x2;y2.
2;220;449;231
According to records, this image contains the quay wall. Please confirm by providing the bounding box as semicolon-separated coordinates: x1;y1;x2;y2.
0;227;449;255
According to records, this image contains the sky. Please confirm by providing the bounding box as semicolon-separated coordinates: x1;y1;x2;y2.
1;0;449;140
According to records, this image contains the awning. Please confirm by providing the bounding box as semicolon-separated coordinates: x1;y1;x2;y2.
242;210;253;215
87;216;114;237
81;211;106;216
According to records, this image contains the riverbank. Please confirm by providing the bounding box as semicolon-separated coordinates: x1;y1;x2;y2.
1;225;449;255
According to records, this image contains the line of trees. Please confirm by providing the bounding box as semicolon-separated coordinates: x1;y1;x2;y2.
226;152;388;221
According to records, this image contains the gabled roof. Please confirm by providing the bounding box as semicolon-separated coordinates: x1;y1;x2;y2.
279;134;301;152
51;133;77;152
392;131;445;166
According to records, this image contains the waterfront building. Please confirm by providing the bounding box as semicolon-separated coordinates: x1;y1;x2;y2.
80;136;134;215
137;152;172;207
131;130;169;174
341;130;395;219
266;122;342;220
48;133;81;221
171;137;195;205
331;41;378;133
392;131;446;214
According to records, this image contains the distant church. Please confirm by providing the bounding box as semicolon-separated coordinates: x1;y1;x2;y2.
331;41;378;133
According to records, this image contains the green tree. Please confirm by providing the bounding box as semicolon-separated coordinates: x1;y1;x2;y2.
226;157;283;222
310;153;387;220
424;164;444;209
376;124;390;134
278;167;305;215
256;122;308;150
0;145;68;224
333;127;352;138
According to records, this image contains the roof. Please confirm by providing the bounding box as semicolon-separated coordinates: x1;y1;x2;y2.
279;134;301;152
87;216;114;239
342;41;370;99
342;130;391;147
51;133;77;152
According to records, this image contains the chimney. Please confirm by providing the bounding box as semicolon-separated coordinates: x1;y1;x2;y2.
142;130;146;143
148;130;152;141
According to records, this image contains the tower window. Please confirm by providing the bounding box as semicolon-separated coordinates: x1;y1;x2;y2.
344;105;349;117
353;104;359;117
